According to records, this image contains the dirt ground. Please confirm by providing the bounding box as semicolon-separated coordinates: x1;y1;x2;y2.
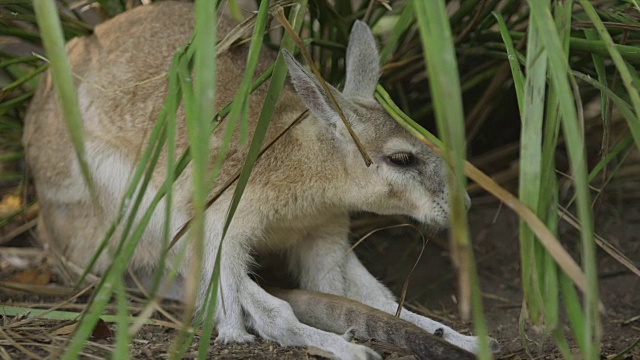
1;199;639;359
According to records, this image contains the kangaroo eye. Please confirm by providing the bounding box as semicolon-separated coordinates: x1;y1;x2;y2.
387;152;417;167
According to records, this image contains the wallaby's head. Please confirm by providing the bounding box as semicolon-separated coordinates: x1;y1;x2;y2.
283;21;470;227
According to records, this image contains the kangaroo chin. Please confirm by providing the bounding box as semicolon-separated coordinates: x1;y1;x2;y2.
23;2;498;359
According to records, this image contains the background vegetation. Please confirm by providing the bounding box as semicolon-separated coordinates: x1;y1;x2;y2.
1;0;639;359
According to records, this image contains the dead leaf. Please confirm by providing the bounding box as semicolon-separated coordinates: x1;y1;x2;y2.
7;270;51;285
51;322;78;336
50;319;112;339
306;346;333;359
0;195;21;217
25;203;39;220
92;318;112;339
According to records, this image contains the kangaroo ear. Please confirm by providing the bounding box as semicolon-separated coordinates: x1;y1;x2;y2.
283;50;350;126
343;20;380;99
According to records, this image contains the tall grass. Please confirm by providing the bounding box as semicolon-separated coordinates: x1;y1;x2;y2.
1;0;639;359
32;0;96;200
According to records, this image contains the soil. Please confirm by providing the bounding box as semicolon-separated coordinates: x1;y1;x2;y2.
1;200;639;359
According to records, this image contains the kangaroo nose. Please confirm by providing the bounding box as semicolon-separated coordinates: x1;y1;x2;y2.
464;192;471;211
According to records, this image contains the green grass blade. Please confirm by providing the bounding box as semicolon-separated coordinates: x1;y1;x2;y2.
113;278;130;360
493;12;524;114
221;0;270;156
0;91;33;116
589;135;633;182
572;71;640;148
0;27;40;41
76;46;187;287
169;44;206;359
1;64;47;92
518;4;548;325
560;272;587;352
488;30;640;62
538;73;566;351
196;1;271;358
0;55;40;68
220;1;302;237
32;0;96;200
63;41;191;360
200;4;307;358
542;171;560;332
413;0;468;304
528;2;599;358
378;3;414;64
189;0;217;225
94;0;125;17
413;1;491;358
172;1;218;356
63;122;169;359
577;0;640;128
147;61;182;300
553;328;576;360
584;29;609;149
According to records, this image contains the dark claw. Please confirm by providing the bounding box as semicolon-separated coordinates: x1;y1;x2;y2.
342;327;357;342
489;338;501;353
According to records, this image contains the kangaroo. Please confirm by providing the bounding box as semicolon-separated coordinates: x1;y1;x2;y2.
23;2;499;359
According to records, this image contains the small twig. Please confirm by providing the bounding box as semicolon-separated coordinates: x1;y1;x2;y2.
0;219;37;245
456;0;489;44
363;0;376;23
465;32;527;141
125;269;185;336
572;21;640;31
0;326;43;360
621;314;640;325
3;284;95;329
395;231;428;318
608;336;640;360
557;204;640;279
0;282;77;298
318;223;422;284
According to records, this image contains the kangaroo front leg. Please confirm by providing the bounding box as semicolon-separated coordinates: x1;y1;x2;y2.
342;251;499;354
208;236;256;343
289;223;498;354
288;218;351;296
204;222;378;359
